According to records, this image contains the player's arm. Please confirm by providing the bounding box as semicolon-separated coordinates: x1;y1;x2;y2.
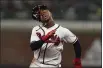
30;27;56;51
30;40;44;51
63;28;82;68
73;40;81;58
73;40;82;68
30;27;43;51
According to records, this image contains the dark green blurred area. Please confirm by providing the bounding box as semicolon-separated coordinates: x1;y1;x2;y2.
1;0;101;21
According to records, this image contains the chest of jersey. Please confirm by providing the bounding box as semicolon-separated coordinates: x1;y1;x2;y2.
35;25;64;51
36;26;64;43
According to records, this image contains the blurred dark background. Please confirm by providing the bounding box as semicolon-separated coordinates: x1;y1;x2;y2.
0;0;101;68
1;0;101;21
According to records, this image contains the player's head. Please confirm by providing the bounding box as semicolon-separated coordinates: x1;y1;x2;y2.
32;5;52;23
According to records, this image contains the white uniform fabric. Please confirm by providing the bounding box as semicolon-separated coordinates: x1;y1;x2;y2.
29;24;77;67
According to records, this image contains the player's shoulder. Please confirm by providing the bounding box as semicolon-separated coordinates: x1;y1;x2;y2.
32;25;40;31
59;25;70;32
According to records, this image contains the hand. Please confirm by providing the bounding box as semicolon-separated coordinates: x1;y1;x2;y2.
36;29;56;42
73;58;82;68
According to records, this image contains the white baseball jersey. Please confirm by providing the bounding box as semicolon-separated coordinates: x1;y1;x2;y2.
29;24;78;67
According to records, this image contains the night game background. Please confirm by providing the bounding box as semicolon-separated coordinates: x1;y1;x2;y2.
1;0;101;68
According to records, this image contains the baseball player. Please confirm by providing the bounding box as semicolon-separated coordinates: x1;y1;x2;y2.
29;5;82;68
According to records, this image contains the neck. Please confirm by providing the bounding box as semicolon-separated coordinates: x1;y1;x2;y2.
43;19;55;28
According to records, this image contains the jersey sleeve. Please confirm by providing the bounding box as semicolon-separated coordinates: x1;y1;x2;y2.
30;26;40;43
63;28;78;44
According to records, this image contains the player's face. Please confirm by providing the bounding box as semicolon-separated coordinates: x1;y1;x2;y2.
40;10;51;22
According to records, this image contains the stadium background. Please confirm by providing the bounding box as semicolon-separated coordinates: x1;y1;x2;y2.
1;0;101;68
